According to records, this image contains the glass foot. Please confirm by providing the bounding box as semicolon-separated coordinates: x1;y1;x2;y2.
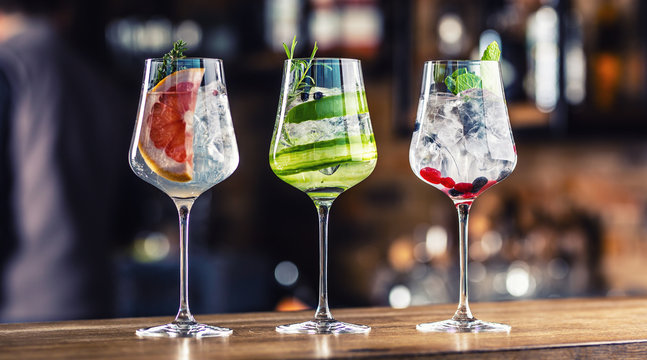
136;322;233;338
417;318;510;333
276;319;371;334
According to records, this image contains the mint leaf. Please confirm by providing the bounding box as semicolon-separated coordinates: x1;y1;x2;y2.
445;75;456;94
442;41;500;94
452;68;468;77
481;41;501;61
455;72;482;93
445;68;482;94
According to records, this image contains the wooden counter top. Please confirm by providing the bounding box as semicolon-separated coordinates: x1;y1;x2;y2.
2;297;647;359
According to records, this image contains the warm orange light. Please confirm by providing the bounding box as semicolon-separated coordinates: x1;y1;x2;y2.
275;296;310;312
388;237;415;272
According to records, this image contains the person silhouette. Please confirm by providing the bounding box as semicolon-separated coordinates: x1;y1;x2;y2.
0;0;130;322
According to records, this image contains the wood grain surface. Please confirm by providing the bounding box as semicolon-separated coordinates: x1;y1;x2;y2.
1;297;647;359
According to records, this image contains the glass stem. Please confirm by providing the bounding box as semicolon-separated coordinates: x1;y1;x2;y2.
173;198;196;326
453;202;474;322
314;200;334;322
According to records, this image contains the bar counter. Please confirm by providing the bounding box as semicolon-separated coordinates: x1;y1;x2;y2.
2;297;647;359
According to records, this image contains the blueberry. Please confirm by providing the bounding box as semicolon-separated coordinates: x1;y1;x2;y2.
300;92;309;101
496;170;512;182
449;189;462;197
471;176;488;193
313;91;324;100
414;122;420;132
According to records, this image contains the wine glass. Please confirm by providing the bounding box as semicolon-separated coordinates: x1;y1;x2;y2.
269;58;377;334
409;60;517;332
128;58;239;337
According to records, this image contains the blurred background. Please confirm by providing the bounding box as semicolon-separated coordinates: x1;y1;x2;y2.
4;0;647;321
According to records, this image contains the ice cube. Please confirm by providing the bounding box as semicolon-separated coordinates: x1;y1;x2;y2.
284;116;342;145
282;87;349;146
455;93;488;159
192;83;236;180
425;94;463;148
414;134;442;167
457;89;485;134
464;124;488;158
482;91;515;162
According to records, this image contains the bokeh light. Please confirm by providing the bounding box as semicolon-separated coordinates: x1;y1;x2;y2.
274;261;299;287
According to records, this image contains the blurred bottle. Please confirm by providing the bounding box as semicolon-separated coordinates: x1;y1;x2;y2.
591;0;622;111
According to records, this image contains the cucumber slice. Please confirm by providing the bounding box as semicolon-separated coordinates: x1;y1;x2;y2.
285;91;369;124
271;135;376;176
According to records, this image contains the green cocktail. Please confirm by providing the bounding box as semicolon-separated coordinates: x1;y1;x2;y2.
269;54;377;334
270;80;377;201
271;120;376;200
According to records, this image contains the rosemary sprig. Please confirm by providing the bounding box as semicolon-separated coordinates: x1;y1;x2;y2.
283;36;318;99
154;40;188;86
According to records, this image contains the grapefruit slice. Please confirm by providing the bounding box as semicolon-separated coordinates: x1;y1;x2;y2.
138;68;205;182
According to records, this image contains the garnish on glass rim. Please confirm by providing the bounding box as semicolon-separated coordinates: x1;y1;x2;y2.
283;36;318;99
480;41;501;62
445;41;501;95
154;40;189;87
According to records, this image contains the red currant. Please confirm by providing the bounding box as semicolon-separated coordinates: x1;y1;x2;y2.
420;167;441;184
454;182;473;193
440;177;455;188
